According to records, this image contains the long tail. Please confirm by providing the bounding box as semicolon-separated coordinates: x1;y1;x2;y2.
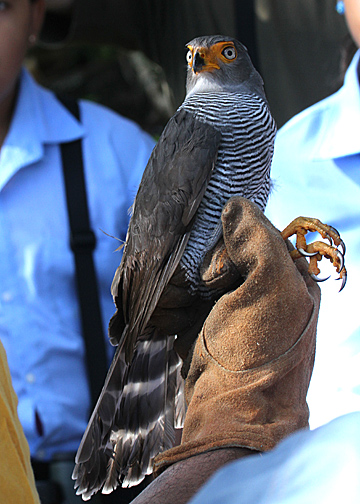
72;329;185;500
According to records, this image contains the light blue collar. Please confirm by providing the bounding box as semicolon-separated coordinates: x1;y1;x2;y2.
0;68;85;190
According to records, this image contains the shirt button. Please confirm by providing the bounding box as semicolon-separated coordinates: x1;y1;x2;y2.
26;373;36;384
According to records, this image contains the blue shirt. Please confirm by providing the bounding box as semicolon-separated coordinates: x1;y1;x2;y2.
0;69;155;460
190;412;360;504
266;51;360;428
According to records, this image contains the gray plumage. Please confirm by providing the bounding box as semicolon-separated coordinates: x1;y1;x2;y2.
72;35;276;500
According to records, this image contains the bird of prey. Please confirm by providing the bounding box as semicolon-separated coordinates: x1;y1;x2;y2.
72;34;277;500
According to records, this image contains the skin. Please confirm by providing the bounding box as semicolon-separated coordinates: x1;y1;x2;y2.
343;0;360;47
0;0;45;147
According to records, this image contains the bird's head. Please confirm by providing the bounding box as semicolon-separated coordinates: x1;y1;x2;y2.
185;35;265;99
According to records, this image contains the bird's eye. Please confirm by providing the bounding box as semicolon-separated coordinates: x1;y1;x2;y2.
186;50;193;64
222;46;237;60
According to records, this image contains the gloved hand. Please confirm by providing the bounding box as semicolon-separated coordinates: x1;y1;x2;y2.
153;195;320;473
131;196;320;504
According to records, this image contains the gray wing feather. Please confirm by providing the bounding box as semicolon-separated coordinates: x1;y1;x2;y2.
72;109;221;499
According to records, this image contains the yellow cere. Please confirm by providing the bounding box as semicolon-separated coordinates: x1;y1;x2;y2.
186;41;238;73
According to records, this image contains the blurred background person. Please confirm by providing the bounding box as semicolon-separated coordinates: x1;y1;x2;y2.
266;0;360;429
0;0;154;502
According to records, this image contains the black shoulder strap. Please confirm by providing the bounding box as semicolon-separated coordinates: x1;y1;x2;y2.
57;94;108;409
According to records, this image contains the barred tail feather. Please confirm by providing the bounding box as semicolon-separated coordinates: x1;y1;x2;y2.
72;329;184;500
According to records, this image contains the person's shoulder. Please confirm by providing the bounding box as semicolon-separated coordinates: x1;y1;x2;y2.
78;98;155;146
274;94;336;160
79;99;139;131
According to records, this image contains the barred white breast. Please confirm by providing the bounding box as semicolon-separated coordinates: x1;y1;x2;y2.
179;91;276;293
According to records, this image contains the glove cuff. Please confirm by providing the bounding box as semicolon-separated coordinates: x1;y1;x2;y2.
154;296;318;476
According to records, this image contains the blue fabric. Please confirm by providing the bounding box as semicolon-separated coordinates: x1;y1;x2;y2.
0;69;155;460
266;51;360;428
190;412;360;504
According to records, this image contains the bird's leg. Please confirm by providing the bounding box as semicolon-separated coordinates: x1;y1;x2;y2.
280;217;347;291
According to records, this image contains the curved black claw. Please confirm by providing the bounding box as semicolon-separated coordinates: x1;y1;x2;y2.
336;271;347;292
328;224;340;236
338;239;346;256
328;225;346;255
310;274;331;283
334;249;345;272
298;248;318;257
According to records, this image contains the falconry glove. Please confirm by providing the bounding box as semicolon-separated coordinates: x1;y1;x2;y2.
154;196;321;474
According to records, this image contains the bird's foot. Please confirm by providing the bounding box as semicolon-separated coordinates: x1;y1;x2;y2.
281;217;347;291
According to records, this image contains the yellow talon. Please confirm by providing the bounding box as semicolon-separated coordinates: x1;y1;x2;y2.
281;216;347;291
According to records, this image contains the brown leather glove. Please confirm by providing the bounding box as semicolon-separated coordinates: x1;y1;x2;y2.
153;195;320;474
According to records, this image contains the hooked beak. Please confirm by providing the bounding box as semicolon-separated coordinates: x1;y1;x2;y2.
191;49;220;74
192;52;206;73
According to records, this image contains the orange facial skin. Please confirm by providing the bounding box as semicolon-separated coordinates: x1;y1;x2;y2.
186;41;238;74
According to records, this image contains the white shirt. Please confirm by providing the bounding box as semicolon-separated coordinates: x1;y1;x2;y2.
0;68;155;460
266;51;360;428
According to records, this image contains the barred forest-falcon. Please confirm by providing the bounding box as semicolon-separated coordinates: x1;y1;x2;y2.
72;35;346;500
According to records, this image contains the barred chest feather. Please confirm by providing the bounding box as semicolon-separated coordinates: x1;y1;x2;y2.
178;91;276;294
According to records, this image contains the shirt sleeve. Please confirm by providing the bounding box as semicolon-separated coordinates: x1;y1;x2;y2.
0;342;40;504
